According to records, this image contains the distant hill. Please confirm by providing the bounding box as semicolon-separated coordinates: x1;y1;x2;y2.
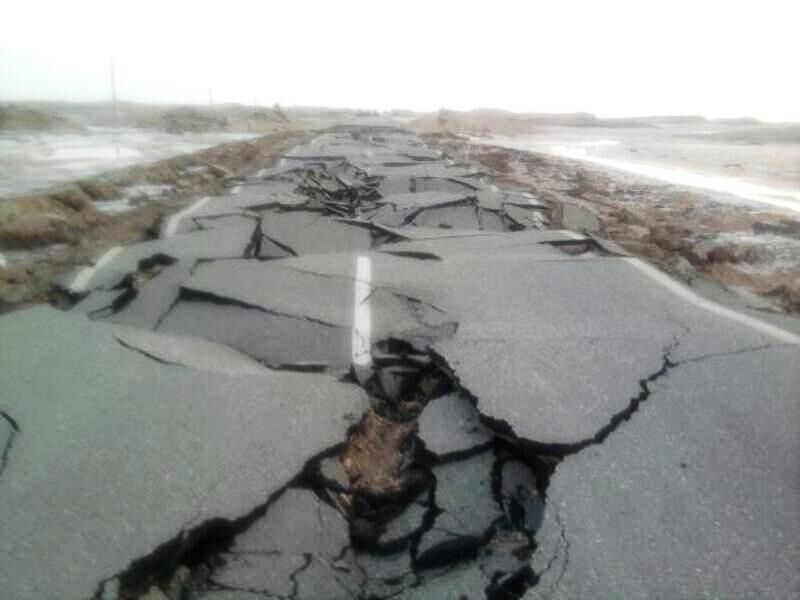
0;104;80;131
691;125;800;145
406;109;793;136
629;115;707;124
710;117;762;126
0;101;303;134
410;109;667;135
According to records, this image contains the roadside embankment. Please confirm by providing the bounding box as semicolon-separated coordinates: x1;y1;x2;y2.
424;132;800;313
0;130;310;309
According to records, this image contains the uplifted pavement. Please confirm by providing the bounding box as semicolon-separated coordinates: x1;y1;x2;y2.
0;119;798;599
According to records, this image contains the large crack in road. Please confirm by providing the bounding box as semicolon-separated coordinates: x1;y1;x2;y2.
1;119;798;600
99;348;553;600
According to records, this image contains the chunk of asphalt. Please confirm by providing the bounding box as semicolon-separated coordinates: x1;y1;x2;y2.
257;211;373;256
64;228;262;293
213;489;351;595
418;393;492;458
477;207;507;231
319;455;349;491
181;259;352;327
156;299;352;371
410;204;481;230
528;345;800;600
401;562;490;599
477;190;549;212
232;489;349;557
503;203;549;229
377;176;416;196
428;451;500;541
0;411;17;480
212;553;308;597
112;326;271;375
499;460;544;533
354;550;415;599
201;590;268;600
179;257;456;350
376;490;431;550
370;223;498;242
378;191;473;209
71;289;126;316
366;163;481;179
369;203;413;228
0;307;366;600
415;512;486;571
292;556;364;600
414;176;483;194
107;261;194;330
417;250;782;446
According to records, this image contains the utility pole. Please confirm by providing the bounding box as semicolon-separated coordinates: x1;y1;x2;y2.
110;61;119;158
110;62;117;107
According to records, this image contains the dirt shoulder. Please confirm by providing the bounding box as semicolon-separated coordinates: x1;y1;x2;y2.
423;132;800;314
0;129;312;311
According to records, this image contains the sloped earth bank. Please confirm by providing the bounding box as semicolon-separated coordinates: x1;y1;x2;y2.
0;130;309;310
0;121;798;599
422;133;800;314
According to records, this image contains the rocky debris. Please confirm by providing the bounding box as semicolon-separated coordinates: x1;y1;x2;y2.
1;120;799;599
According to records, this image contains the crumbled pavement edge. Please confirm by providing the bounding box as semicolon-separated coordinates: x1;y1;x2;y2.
421;132;800;315
0;130;315;312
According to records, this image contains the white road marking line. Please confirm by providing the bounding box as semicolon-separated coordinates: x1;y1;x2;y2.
352;255;373;368
231;185;241;195
70;246;123;292
256;168;267;178
0;253;6;268
624;257;800;345
163;196;211;238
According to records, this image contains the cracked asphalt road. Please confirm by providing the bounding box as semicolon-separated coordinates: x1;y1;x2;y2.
0;118;798;599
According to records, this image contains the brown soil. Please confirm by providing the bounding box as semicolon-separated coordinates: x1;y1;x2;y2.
341;410;420;497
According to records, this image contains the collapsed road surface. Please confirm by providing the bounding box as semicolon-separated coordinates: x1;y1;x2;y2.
0;119;798;600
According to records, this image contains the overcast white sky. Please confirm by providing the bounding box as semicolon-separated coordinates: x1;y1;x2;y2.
1;0;798;121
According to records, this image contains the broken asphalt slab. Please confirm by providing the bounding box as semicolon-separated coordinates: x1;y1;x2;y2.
2;120;799;599
0;307;366;599
528;345;800;599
